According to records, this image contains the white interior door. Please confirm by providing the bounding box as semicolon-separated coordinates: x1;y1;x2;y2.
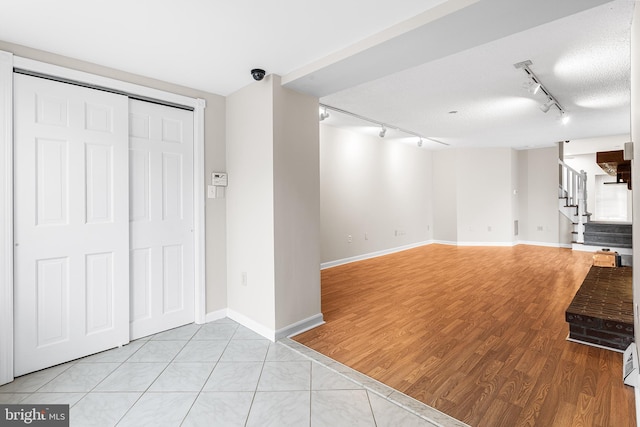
129;100;194;339
13;74;130;376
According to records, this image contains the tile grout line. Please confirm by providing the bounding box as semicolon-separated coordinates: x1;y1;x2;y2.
365;390;379;427
242;336;270;427
112;334;190;426
172;323;216;427
111;324;207;426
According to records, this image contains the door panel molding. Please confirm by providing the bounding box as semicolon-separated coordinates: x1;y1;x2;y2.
0;51;206;385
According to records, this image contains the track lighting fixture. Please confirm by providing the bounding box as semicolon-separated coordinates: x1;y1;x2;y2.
317;103;448;146
319;107;330;121
514;60;567;119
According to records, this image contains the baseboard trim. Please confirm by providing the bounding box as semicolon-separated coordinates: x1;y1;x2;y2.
226;309;276;341
430;240;457;246
204;308;228;324
321;241;432;269
566;335;624;353
432;240;517;247
518;240;572;249
224;309;325;342
275;313;325;340
454;241;517;247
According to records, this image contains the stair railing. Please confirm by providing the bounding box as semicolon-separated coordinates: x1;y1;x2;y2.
559;159;588;242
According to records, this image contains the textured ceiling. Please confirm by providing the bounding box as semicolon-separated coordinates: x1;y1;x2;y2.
320;0;635;150
0;0;635;150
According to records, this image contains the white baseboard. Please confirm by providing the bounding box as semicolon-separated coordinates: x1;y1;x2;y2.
454;241;517;247
205;308;228;324
566;335;624;353
275;313;325;340
224;309;325;342
433;240;517;247
226;309;276;341
321;241;432;269
430;240;457;246
518;240;572;249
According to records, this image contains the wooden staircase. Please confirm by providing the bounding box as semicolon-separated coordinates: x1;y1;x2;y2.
558;159;590;244
559;158;633;265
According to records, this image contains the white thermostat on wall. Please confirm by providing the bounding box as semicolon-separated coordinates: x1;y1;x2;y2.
212;172;228;187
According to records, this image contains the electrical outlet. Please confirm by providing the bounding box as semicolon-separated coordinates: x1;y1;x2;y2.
347;235;352;243
241;272;247;286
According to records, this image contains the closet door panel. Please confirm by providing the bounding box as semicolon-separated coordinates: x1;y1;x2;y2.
13;74;129;376
129;100;194;339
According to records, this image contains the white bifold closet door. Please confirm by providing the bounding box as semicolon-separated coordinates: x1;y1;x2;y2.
13;74;130;376
128;100;194;340
13;76;195;377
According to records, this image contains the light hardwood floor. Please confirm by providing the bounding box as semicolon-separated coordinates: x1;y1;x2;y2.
293;244;636;427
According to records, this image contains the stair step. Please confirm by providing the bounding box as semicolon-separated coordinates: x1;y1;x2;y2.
584;221;631;234
584;234;632;248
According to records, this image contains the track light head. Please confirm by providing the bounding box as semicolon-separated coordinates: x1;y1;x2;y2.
417;138;423;147
319;107;329;121
540;99;555;113
379;125;387;138
528;81;541;95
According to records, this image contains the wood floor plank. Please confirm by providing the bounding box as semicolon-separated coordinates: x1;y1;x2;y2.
293;244;636;426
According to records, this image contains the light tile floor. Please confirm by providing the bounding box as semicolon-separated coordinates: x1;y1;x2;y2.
0;318;467;426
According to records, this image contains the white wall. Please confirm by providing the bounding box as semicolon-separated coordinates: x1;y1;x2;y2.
273;77;321;330
320;125;433;263
456;148;516;244
517;147;570;246
226;76;276;330
0;40;229;314
433;148;518;245
432;149;458;243
320;138;571;263
227;75;322;336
